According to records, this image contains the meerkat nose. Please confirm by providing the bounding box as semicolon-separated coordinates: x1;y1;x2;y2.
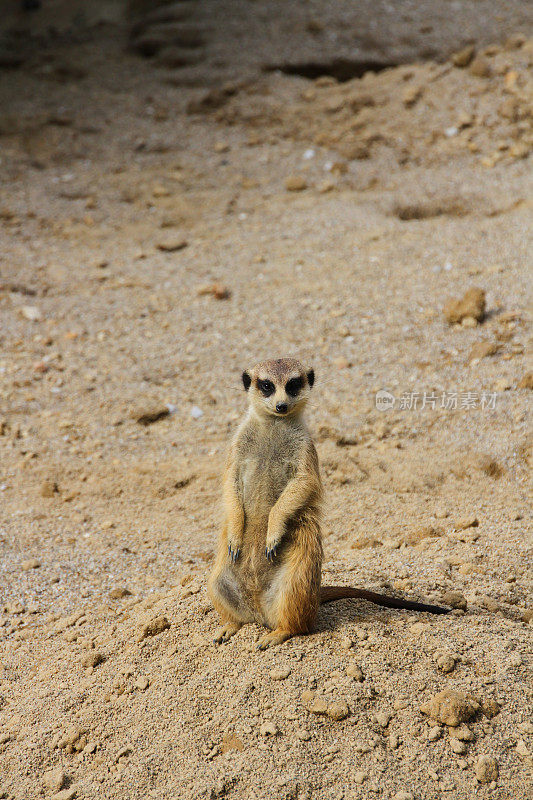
276;403;288;414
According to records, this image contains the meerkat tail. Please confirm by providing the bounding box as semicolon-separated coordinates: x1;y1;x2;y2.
319;585;450;615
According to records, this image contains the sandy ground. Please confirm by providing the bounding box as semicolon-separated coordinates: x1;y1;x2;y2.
0;2;532;799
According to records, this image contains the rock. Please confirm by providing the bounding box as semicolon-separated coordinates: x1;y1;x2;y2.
476;456;504;479
409;622;427;636
434;506;449;519
269;668;291;681
518;721;533;735
420;689;479;726
346;663;364;682
449;724;475;742
157;236;188;252
437;653;456;673
41;479;59;498
389;733;399;749
469;56;491;77
296;728;311;741
427;726;442;741
444;288;485;324
82;651;105;669
516;740;530;758
51;790;76;800
441;591;467;610
327;701;350;721
402;525;441;545
480;698;501;718
135;676;149;690
475;755;498;784
301;690;315;704
518;372;533;389
285;175;307;191
333;356;351;369
393;792;414;800
138;615;170;641
480;596;499;613
353;771;367;785
22;558;40;571
450;738;468;754
454;516;479;531
43;767;67;793
135;407;170;426
55;726;88;753
109;588;132;599
402;85;422;107
452;44;475;66
308;697;328;715
20;305;42;321
259;720;278;736
197;282;230;300
467;341;498;363
522;609;533;624
374;711;391;728
220;733;244;752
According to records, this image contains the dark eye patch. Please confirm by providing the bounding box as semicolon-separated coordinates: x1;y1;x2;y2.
286;377;303;397
257;378;275;397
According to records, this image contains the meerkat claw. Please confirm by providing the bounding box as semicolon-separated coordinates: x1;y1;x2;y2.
228;544;240;562
265;545;277;562
213;622;242;643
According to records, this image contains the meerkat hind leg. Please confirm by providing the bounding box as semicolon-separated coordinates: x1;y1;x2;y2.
256;628;291;650
214;620;243;643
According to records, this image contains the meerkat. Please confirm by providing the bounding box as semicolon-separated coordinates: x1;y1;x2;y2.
208;357;449;650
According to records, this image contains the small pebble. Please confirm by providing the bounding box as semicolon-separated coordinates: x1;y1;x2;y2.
82;651;105;669
475;755;498;784
269;668;291;681
138;616;170;641
43;768;66;793
441;591;467;611
259;721;278;737
285;175;307;191
327;701;350;721
346;663;364;682
22;558;40;571
20;305;42;321
450;738;468;754
157;236;188;252
437;653;456;674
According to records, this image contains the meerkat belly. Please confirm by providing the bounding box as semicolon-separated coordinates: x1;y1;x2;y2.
235;453;293;618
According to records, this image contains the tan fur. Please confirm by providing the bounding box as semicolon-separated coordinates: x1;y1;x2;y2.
208;357;449;650
208;358;322;649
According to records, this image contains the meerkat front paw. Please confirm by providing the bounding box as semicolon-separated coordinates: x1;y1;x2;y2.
228;543;241;563
213;622;242;644
227;530;242;563
256;629;290;650
265;526;283;561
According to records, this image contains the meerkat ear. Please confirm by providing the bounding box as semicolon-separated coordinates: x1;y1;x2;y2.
307;369;315;388
242;371;251;391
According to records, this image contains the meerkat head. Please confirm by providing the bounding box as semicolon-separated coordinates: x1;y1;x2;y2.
242;358;315;419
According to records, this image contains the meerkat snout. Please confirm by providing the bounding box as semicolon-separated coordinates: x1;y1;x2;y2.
241;358;314;419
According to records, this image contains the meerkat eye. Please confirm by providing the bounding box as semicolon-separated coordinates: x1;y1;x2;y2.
257;379;275;396
286;377;303;397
